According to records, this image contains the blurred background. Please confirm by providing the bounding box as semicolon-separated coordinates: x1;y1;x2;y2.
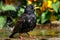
0;0;60;39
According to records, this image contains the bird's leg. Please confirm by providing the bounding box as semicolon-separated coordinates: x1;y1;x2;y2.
9;32;16;38
19;33;25;40
26;33;36;39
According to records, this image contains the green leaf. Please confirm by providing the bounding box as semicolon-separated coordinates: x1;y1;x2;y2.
52;2;59;13
41;10;48;24
18;8;24;16
0;16;6;29
0;1;3;10
2;5;16;11
56;15;60;20
37;19;40;24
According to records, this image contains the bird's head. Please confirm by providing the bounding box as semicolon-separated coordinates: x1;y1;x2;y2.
27;4;34;10
24;4;34;14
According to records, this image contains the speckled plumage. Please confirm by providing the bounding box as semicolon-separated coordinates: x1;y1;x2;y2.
9;4;36;38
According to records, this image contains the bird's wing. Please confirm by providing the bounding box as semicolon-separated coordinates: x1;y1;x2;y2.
14;13;28;27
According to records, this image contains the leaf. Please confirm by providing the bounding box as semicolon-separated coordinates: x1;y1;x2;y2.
56;15;60;20
41;10;48;24
52;2;59;13
37;19;40;24
0;1;3;10
2;5;16;11
18;8;24;16
0;16;6;29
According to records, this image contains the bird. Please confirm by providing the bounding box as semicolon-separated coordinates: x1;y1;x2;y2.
9;4;36;38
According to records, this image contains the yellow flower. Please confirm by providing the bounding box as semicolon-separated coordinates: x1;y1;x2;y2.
27;1;32;5
41;2;48;11
53;0;56;3
48;0;52;8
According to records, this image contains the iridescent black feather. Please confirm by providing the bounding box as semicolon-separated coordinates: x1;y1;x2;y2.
9;4;36;38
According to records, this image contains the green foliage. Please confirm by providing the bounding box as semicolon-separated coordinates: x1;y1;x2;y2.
41;11;48;24
37;10;51;24
2;5;16;11
52;1;59;13
18;7;24;16
0;0;59;29
57;15;60;20
0;16;6;29
0;1;3;10
36;0;59;24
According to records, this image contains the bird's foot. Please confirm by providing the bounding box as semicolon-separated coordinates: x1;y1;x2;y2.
29;35;36;39
19;36;25;40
